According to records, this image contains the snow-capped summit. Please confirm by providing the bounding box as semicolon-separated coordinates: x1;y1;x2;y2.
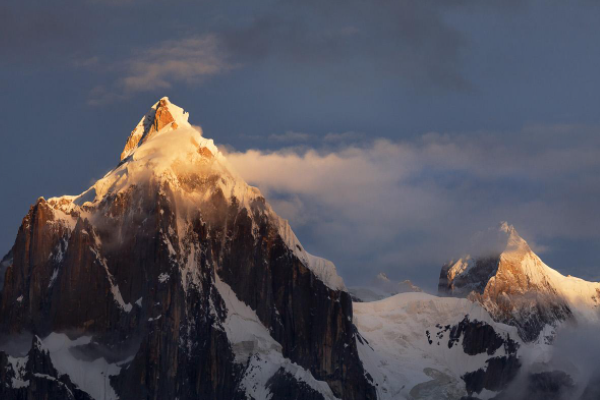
439;222;600;341
49;97;345;291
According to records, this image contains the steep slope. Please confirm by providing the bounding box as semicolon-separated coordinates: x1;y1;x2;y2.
354;293;524;400
0;98;375;400
438;223;600;342
349;273;422;302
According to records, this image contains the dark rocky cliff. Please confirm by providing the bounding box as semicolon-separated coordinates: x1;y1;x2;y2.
0;98;376;400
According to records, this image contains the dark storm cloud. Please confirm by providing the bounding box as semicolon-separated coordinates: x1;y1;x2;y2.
221;0;473;92
0;2;93;64
85;0;490;101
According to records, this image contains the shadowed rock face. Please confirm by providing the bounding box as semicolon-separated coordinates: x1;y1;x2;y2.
438;257;500;298
0;337;94;400
448;317;519;357
462;356;521;395
0;250;11;292
266;369;328;400
0;98;375;399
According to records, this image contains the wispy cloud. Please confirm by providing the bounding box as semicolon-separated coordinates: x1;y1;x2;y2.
225;124;600;287
122;35;230;92
323;131;365;143
89;35;232;105
0;2;92;65
220;0;478;92
268;131;312;142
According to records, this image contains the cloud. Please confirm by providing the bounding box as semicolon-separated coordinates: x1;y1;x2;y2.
220;0;474;92
499;322;600;399
268;131;312;142
225;124;600;287
89;35;232;104
323;131;365;143
0;2;92;65
121;35;231;92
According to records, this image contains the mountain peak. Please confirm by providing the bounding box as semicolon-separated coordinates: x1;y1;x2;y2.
490;222;532;262
439;222;600;341
376;272;390;282
120;97;191;161
46;98;346;293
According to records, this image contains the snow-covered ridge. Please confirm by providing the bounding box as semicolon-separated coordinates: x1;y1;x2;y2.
354;292;524;400
349;272;421;302
46;97;345;291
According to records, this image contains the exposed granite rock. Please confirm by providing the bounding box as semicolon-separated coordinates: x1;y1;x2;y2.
448;316;519;356
462;355;521;395
0;249;12;293
0;182;374;399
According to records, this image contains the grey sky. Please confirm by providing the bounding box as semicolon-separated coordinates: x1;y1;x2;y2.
1;0;599;290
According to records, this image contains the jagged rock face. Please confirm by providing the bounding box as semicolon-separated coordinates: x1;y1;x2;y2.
215;209;368;397
0;98;375;400
424;316;521;396
438;223;600;342
0;337;94;400
266;369;328;400
438;257;500;298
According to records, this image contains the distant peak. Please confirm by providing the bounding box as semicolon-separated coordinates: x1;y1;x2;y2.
120;97;191;161
376;272;390;281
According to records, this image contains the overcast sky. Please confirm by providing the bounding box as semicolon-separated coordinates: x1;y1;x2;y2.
1;0;600;290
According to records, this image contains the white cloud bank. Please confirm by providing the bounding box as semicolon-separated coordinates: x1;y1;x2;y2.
225;124;600;288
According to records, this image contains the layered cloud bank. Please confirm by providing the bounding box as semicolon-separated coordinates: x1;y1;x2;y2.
226;124;600;288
